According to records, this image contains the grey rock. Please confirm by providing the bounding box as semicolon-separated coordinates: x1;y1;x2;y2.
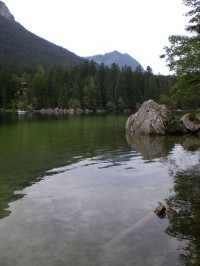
125;99;172;135
76;108;83;114
54;107;59;113
68;108;75;114
181;114;200;133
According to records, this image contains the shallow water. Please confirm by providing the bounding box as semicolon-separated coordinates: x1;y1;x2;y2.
0;113;200;265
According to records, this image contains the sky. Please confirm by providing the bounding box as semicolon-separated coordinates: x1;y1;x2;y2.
4;0;189;75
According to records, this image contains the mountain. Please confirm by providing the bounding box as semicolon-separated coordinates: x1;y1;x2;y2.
0;1;14;21
0;1;83;70
86;50;144;71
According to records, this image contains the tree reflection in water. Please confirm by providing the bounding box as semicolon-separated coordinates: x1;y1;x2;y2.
126;132;200;265
166;160;200;265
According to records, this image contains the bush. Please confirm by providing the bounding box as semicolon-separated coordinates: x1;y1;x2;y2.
106;101;116;112
188;113;200;124
165;119;184;134
68;98;81;109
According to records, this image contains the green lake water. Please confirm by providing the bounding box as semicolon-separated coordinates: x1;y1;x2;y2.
0;113;200;266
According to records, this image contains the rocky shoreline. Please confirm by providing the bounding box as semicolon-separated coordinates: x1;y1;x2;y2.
33;107;94;115
126;100;200;135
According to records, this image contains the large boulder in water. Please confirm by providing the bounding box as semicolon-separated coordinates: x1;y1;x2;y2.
125;99;172;135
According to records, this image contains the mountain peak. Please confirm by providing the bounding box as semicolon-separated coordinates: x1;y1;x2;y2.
0;1;15;21
86;50;143;71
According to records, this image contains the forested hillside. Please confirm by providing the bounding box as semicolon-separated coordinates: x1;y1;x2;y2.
0;15;83;71
0;61;176;111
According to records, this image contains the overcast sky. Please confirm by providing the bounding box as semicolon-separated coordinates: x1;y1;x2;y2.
4;0;189;75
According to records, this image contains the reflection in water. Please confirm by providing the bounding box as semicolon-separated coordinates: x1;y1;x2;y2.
126;133;174;160
0;154;176;266
126;133;200;161
166;164;200;265
0;114;129;219
0;114;200;265
126;132;200;265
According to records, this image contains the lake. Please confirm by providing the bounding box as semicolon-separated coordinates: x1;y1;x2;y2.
0;113;200;266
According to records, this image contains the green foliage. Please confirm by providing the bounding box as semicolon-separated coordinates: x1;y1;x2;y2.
159;94;170;105
165;119;184;134
161;0;200;109
196;108;200;119
183;0;200;34
106;101;116;112
17;97;28;110
0;58;176;111
68;98;81;109
57;84;68;109
188;113;200;124
117;97;126;111
32;66;49;108
83;77;98;110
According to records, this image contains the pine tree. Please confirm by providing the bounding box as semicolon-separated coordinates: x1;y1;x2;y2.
32;66;49;108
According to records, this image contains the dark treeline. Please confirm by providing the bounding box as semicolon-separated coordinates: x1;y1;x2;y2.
0;60;176;112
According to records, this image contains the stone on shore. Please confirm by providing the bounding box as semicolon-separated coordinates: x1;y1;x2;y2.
181;113;200;133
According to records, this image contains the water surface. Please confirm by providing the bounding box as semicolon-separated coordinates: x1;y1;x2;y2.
0;113;200;266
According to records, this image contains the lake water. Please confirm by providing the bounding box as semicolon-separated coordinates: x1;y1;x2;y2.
0;113;200;266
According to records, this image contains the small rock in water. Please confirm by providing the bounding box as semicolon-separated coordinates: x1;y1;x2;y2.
154;202;166;216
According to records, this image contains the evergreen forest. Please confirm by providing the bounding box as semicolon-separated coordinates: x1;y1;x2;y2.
0;62;177;112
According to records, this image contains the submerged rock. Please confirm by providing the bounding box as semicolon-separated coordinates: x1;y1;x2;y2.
125;99;172;135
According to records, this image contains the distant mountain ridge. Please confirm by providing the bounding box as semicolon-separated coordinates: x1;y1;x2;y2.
0;1;83;70
86;51;144;71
